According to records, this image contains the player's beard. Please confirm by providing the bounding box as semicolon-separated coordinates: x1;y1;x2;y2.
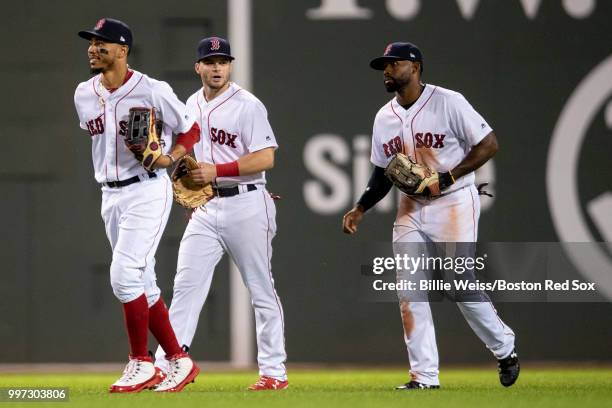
207;76;229;91
90;60;107;75
89;52;109;75
384;79;398;92
211;81;228;90
384;76;409;93
89;51;113;75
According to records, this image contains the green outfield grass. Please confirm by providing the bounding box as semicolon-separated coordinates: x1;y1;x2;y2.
1;368;611;408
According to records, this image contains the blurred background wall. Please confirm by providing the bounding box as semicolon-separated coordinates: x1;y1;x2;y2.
1;0;610;364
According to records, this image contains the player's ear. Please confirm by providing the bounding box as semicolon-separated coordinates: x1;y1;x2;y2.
414;61;422;75
118;45;128;59
409;61;417;75
194;62;201;75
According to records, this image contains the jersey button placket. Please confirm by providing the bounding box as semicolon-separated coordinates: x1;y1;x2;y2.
106;96;117;180
401;111;410;158
407;109;420;160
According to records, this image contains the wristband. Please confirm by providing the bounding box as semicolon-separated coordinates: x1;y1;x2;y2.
215;161;240;177
438;171;456;191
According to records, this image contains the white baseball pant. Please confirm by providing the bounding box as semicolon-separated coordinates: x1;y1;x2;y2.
393;185;515;386
101;173;172;306
155;187;287;379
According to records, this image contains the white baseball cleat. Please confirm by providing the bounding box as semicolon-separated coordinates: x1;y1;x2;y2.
109;355;165;393
154;352;200;392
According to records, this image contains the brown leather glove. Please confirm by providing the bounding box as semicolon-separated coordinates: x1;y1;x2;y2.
171;156;214;209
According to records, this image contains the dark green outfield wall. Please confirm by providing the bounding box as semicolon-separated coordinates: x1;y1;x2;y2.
1;0;610;363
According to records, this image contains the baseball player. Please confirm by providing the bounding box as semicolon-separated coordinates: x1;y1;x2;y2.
154;37;288;391
342;42;520;389
73;18;200;393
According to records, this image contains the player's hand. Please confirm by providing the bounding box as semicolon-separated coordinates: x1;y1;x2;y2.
125;142;145;161
342;205;365;234
190;162;216;184
126;143;145;155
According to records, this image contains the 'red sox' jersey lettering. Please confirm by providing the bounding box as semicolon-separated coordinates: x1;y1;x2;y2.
86;114;105;136
118;120;128;137
210;127;239;148
383;136;403;157
415;132;446;148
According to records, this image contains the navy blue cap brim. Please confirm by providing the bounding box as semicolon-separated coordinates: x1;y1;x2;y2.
78;30;128;45
370;56;407;70
197;53;235;62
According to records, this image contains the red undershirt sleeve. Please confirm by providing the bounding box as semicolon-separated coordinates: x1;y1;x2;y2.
175;122;201;152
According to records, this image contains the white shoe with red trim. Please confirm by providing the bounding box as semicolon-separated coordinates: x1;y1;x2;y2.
109;355;165;393
247;376;289;391
153;352;200;392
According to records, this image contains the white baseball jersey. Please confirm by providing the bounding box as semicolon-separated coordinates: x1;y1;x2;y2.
185;82;278;187
370;84;492;194
372;84;515;387
74;70;195;183
155;82;287;379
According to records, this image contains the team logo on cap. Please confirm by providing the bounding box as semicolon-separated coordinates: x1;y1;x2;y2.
211;38;221;51
384;44;393;56
95;18;106;31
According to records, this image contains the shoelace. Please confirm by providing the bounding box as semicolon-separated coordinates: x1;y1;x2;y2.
159;359;182;387
118;360;141;382
254;377;269;388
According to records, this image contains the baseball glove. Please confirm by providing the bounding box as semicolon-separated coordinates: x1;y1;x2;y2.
125;107;163;171
384;153;442;197
171;156;214;209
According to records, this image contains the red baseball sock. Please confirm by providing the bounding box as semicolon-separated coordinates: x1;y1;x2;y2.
148;297;182;356
122;294;149;358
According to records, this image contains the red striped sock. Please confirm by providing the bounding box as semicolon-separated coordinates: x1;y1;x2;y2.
122;294;149;358
148;297;182;356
